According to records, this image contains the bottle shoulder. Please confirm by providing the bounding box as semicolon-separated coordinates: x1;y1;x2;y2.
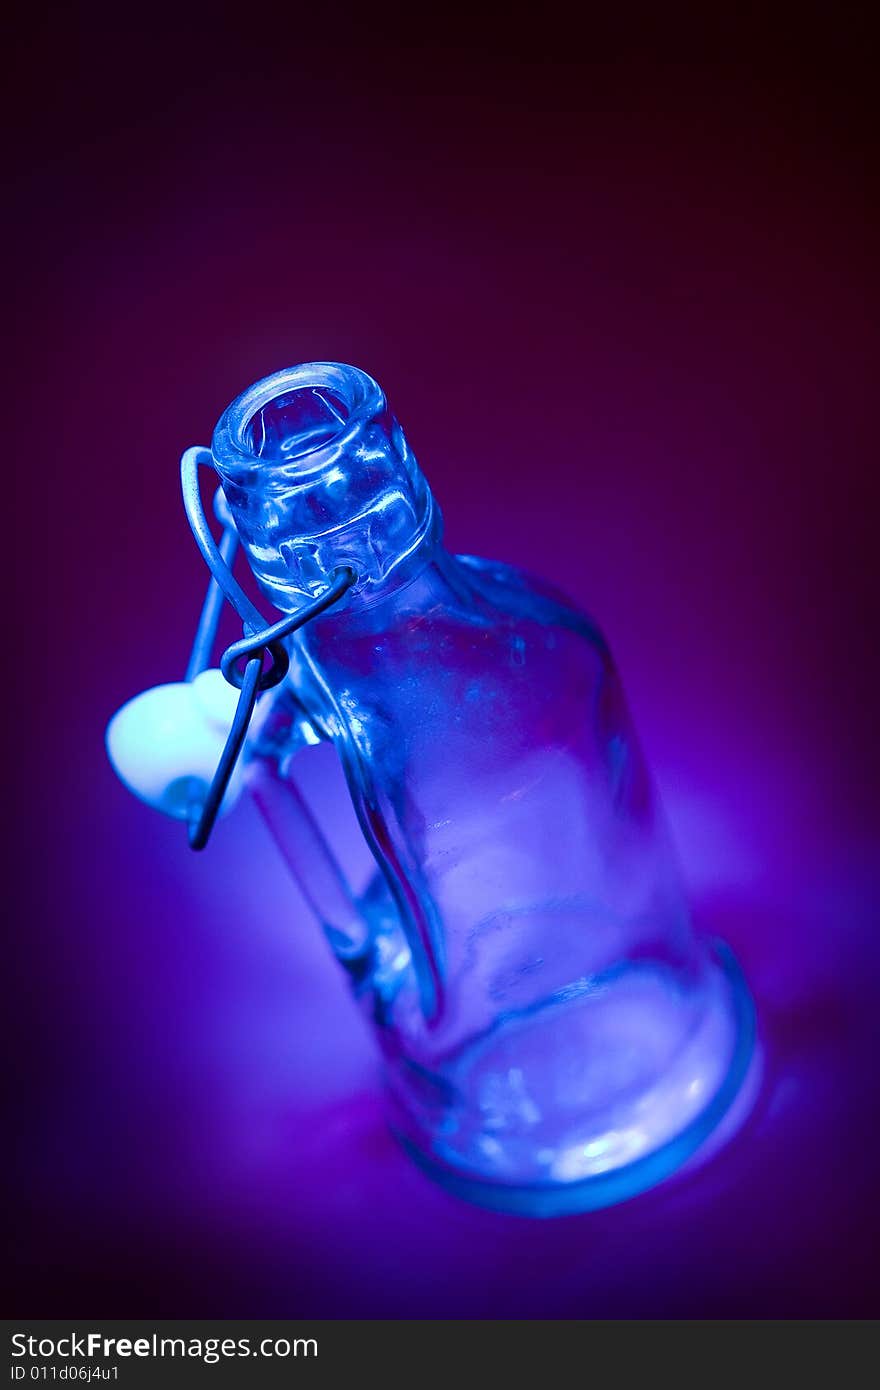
305;549;607;650
287;551;617;760
450;553;608;653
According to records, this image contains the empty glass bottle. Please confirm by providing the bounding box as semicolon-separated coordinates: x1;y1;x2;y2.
213;363;756;1212
110;361;755;1215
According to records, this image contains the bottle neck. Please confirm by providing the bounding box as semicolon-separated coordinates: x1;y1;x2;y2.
210;363;442;615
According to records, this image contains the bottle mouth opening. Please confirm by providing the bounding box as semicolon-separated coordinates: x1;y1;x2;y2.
213;362;385;478
244;384;351;461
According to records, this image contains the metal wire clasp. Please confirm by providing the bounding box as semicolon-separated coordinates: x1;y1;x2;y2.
180;446;356;850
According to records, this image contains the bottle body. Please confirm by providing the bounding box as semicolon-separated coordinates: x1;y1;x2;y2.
248;548;752;1212
213;363;754;1213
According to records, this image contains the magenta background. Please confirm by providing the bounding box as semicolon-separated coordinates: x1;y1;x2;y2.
9;12;879;1314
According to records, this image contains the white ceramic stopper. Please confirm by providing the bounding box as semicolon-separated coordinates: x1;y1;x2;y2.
105;669;245;820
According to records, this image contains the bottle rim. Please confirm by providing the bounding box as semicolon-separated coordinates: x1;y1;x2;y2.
211;361;386;483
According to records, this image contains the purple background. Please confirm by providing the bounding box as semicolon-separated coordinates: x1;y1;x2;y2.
9;10;879;1315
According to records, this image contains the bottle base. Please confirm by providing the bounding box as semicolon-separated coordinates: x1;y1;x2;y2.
392;943;757;1217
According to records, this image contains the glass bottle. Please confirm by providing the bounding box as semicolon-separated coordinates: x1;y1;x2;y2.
196;362;755;1215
